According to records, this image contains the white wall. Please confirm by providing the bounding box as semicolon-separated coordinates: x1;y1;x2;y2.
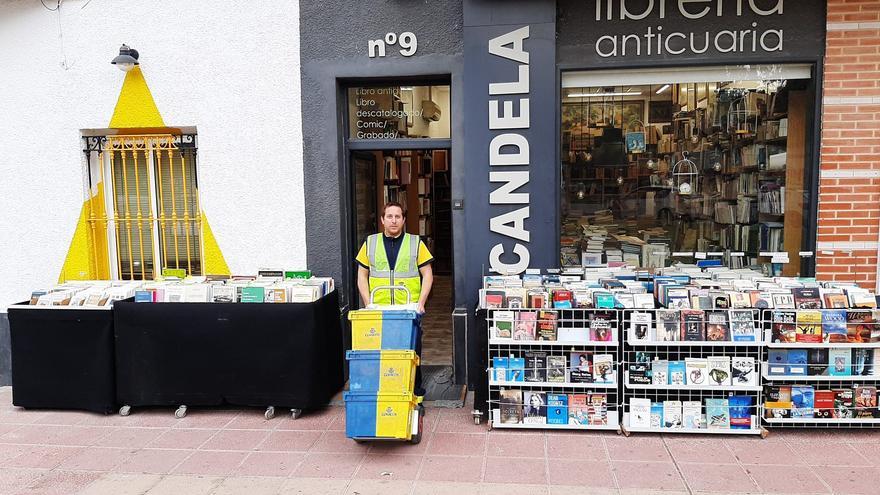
0;0;307;306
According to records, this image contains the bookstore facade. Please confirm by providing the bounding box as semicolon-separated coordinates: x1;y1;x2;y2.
301;0;843;389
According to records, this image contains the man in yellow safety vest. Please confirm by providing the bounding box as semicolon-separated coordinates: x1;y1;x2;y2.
356;201;434;397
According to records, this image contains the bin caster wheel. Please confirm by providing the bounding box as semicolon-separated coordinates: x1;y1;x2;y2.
265;406;276;420
175;406;187;419
411;432;422;445
290;408;302;419
119;405;131;417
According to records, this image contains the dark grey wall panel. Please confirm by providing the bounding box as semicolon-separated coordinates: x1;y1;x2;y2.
0;313;10;387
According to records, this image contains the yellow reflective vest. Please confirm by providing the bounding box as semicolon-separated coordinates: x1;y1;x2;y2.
367;233;421;305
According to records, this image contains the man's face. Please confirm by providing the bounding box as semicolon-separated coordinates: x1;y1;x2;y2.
381;206;404;236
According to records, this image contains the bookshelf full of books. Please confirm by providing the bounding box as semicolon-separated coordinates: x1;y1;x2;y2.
762;290;880;427
621;308;766;436
488;308;621;430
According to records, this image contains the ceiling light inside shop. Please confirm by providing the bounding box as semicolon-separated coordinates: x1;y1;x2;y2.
656;84;670;94
567;91;642;98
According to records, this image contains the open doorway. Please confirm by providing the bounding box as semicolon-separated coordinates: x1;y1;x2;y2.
352;149;453;367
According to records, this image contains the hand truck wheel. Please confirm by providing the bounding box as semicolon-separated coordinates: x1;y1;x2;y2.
265;406;275;420
174;405;187;419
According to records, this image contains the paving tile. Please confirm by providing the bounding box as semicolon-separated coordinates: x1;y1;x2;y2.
611;460;687;491
0;469;45;494
548;486;618;495
411;481;485;495
30;411;91;426
854;443;880;466
368;431;433;455
234;451;305;477
344;479;414;495
95;428;167;449
725;436;805;466
258;430;322;452
813;466;880;495
77;473;162;495
678;462;760;493
426;432;486;456
77;414;136;428
276;408;340;431
171;410;240;429
224;413;279;430
0;425;20;439
435;408;485;433
171;450;248;476
310;430;371;454
279;477;350;494
479;483;550;495
199;429;269;451
605;436;672;462
483;456;547;484
56;447;125;471
354;453;423;480
0;409;46;425
146;428;215;449
486;432;545;458
743;463;831;494
213;476;287;495
420;407;441;433
545;433;606;460
418;455;483;483
664;437;739;464
293;452;365;479
124;411;179;429
1;445;81;469
796;441;871;466
112;448;191;474
1;425;110;446
145;475;222;495
14;470;101;495
547;458;615;487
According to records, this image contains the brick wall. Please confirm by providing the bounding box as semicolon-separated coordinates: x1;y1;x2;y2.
816;0;880;288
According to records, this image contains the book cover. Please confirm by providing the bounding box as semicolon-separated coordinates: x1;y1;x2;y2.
663;400;683;428
796;310;823;343
633;293;656;309
629;398;651;428
628;352;651;385
134;290;154;303
682;401;702;429
685;358;708;386
768;350;788;376
546;394;569;425
507;357;525;382
706;398;730;429
524;351;548;382
492;356;508;382
846;310;874;343
731;357;756;387
765;385;792;419
593;354;615;384
546;355;567;383
652;359;669;385
629;312;652;342
793;288;823;309
729;309;757;342
537;311;558;341
751;291;774;309
527;290;547;309
668;360;686;386
772;292;796;309
492;310;514;339
499;389;523;424
814;390;835;419
588;393;608;425
594;292;616;309
512;311;537;340
788;349;808;376
656;310;680;342
711;291;731;309
240;286;265;303
834;388;854;418
791;386;815;418
821;310;848;343
829;348;851;376
853;348;875;376
568;394;589;425
707;356;732;386
650;402;664;429
704;310;731;342
569;352;593;383
210;285;236;303
728;292;751;309
728;395;753;429
681;310;706;341
483;289;506;309
808;349;829;376
589;311;615;341
824;293;849;309
771;310;797;343
523;391;547;424
552;290;573;309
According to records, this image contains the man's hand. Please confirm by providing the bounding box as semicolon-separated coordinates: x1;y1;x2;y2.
416;302;426;314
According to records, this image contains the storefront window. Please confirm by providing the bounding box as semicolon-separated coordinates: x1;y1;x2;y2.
347;85;450;140
560;65;813;276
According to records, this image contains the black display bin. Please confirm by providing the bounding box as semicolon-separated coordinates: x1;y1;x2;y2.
113;290;344;412
7;304;117;414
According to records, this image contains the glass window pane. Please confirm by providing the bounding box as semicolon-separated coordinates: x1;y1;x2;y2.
348;85;450;139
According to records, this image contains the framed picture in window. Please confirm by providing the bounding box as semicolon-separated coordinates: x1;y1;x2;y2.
649;101;674;123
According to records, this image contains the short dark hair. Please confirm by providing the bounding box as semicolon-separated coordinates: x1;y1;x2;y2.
382;201;406;217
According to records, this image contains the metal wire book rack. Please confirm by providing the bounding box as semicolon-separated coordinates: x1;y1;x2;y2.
486;308;621;431
620;309;767;436
761;309;880;428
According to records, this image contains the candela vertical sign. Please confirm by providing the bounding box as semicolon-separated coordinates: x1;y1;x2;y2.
487;26;531;275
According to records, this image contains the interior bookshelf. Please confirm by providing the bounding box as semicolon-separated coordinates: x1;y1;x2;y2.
486;308;621;431
620;309;766;436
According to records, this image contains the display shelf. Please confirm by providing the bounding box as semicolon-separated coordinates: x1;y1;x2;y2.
489;378;617;389
621;413;764;436
623;372;761;392
492;409;619;431
763;417;880;425
626;340;762;347
761;363;880;382
766;342;880;349
489;338;618;347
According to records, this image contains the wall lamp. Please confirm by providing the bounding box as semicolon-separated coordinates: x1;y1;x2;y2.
111;44;139;72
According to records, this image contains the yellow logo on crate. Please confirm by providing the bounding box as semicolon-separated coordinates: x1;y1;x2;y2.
383;367;399;377
351;315;384;350
381;406;397;417
374;397;414;440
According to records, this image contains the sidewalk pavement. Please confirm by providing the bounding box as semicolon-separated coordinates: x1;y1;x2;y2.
0;387;876;494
